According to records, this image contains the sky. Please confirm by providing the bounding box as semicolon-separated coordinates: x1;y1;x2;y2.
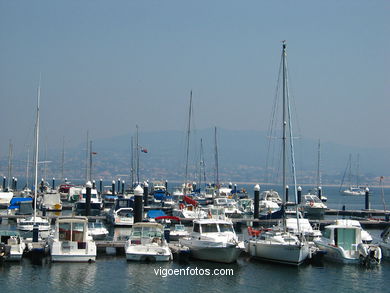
0;0;389;158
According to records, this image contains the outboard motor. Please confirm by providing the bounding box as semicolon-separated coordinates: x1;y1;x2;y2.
358;243;382;266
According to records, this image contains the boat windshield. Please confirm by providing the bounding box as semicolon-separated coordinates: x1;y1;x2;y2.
201;223;219;233
59;222;85;242
219;224;234;233
131;226;162;238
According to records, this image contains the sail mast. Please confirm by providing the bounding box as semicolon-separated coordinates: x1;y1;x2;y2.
184;90;192;195
282;41;287;202
214;126;219;188
33;79;41;223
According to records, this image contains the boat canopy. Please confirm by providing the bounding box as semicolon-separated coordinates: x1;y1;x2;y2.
147;210;166;218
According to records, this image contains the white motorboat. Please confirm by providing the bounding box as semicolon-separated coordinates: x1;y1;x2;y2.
17;216;51;232
169;224;189;241
108;207;134;226
342;186;366;196
125;222;172;262
260;190;283;206
379;226;390;259
40;190;62;211
0;230;26;261
0;191;14;208
334;219;373;243
88;221;109;240
172;205;208;219
74;187;103;214
314;223;381;264
49;216;97;262
300;193;327;217
180;219;243;263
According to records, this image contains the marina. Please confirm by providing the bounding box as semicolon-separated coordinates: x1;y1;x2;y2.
1;1;389;292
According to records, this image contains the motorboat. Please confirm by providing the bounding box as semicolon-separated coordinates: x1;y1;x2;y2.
40;190;62;211
314;223;381;264
125;222;172;261
342;186;366;196
0;230;26;261
48;216;97;262
180;218;243;263
300;193;327;217
108;207;134;226
0;191;14;208
260;190;282;206
88;221;109;240
169;224;189;241
17;216;51;232
379;226;390;259
335;219;373;243
74;187;103;215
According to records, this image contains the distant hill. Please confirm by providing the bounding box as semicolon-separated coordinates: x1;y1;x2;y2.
2;128;389;186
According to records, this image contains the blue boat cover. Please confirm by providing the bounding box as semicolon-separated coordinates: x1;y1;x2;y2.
147;209;166;218
8;197;32;209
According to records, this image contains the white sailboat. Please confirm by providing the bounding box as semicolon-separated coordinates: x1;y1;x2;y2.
247;42;310;266
18;81;50;233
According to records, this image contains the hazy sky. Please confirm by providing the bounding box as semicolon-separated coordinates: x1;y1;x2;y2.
0;0;388;157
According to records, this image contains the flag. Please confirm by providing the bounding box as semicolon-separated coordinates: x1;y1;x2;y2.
141;147;148;153
92;152;97;155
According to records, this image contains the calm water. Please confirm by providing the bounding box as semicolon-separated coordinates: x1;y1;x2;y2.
0;185;389;293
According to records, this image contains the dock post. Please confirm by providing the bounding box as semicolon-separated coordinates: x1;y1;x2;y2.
99;179;103;194
117;178;121;193
134;185;144;223
254;184;260;227
143;181;149;206
365;188;370;210
40;179;45;192
285;185;289;203
2;176;6;190
234;184;237;194
112;180;116;196
92;180;96;190
14;177;17;191
52;177;55;190
86;181;92;217
122;180;125;195
165;180;168;191
192;181;197;192
318;186;322;200
297;186;302;204
229;182;233;189
33;223;39;242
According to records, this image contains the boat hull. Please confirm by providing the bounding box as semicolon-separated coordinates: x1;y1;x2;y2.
248;240;310;265
51;254;96;262
314;242;360;264
125;246;172;262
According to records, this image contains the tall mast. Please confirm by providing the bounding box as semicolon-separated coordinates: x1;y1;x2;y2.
214;126;219;188
85;131;89;182
33;79;41;223
282;41;287;202
89;140;93;181
61;136;65;181
136;125;140;185
356;153;360;187
130;136;134;188
199;138;206;187
26;146;30;190
7;140;13;190
316;139;321;188
184;90;192;195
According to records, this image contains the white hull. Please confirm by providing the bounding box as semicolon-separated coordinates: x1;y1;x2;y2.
248;240;310;265
379;242;390;259
125;246;172;262
51;254;96;262
0;192;14;208
314;242;360;264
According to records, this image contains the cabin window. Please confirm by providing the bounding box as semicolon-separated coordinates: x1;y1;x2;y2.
59;223;71;241
219;224;233;233
201;224;218;233
193;223;200;233
336;228;356;250
72;223;85;242
323;228;331;239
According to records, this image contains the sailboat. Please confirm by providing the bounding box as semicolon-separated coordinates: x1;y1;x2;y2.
340;154;366;196
247;41;310;265
17;81;50;232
